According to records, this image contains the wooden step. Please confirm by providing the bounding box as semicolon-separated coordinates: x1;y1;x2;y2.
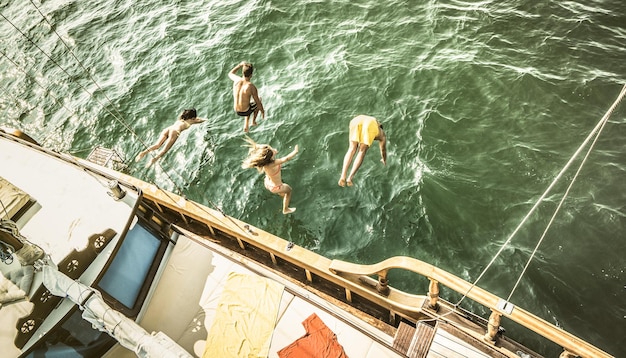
393;321;436;358
407;322;436;358
393;321;416;353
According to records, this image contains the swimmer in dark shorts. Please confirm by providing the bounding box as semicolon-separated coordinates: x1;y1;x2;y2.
236;102;258;117
229;62;265;132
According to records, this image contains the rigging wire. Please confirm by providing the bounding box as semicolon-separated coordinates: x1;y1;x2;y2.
0;49;78;144
27;0;128;123
0;8;147;159
506;83;626;302
0;12;143;147
1;7;186;195
456;83;626;307
2;3;624;334
1;6;166;175
25;2;193;195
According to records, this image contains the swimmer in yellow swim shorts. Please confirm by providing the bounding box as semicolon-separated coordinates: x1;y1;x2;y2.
338;114;387;187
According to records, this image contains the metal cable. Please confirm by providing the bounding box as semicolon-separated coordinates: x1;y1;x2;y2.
457;83;626;307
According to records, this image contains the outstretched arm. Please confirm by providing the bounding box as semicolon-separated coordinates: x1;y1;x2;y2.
275;145;299;164
228;62;245;82
189;118;206;124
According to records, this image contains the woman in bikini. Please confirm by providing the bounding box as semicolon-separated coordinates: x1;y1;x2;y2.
135;108;205;168
242;137;299;214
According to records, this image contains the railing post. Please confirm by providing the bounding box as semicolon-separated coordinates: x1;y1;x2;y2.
559;350;576;358
376;270;390;296
427;279;439;310
483;310;502;344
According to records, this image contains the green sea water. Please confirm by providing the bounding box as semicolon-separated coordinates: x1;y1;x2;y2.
1;0;625;356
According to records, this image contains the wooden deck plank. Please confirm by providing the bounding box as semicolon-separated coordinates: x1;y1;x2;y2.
393;321;415;354
407;322;435;358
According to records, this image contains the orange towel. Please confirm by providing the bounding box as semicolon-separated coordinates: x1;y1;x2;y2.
278;313;348;358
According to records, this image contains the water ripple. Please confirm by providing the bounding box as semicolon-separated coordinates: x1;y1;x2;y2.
2;0;625;356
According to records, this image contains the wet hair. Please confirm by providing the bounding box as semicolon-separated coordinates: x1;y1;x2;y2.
241;137;274;172
242;63;254;78
180;108;197;120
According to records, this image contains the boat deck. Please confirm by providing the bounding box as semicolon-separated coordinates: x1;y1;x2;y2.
103;229;406;357
0;133;140;356
102;227;496;358
0;133;501;357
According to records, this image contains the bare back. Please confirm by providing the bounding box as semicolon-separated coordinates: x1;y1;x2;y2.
262;162;282;186
169;119;190;133
233;79;254;112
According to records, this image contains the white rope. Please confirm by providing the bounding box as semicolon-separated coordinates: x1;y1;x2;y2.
507;83;626;301
457;83;626;306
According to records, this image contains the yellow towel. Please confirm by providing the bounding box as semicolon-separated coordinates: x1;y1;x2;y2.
0;176;31;220
203;272;284;358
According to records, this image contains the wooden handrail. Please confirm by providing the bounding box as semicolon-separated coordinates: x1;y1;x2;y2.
329;257;613;358
113;173;612;358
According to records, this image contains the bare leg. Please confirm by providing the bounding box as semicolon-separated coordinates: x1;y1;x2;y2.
277;184;295;214
339;141;358;186
346;144;369;186
243;116;250;132
251;104;260;126
136;151;147;162
146;131;179;168
136;129;168;162
146;155;160;168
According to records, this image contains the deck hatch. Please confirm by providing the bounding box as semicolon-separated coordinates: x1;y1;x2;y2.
98;224;161;308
